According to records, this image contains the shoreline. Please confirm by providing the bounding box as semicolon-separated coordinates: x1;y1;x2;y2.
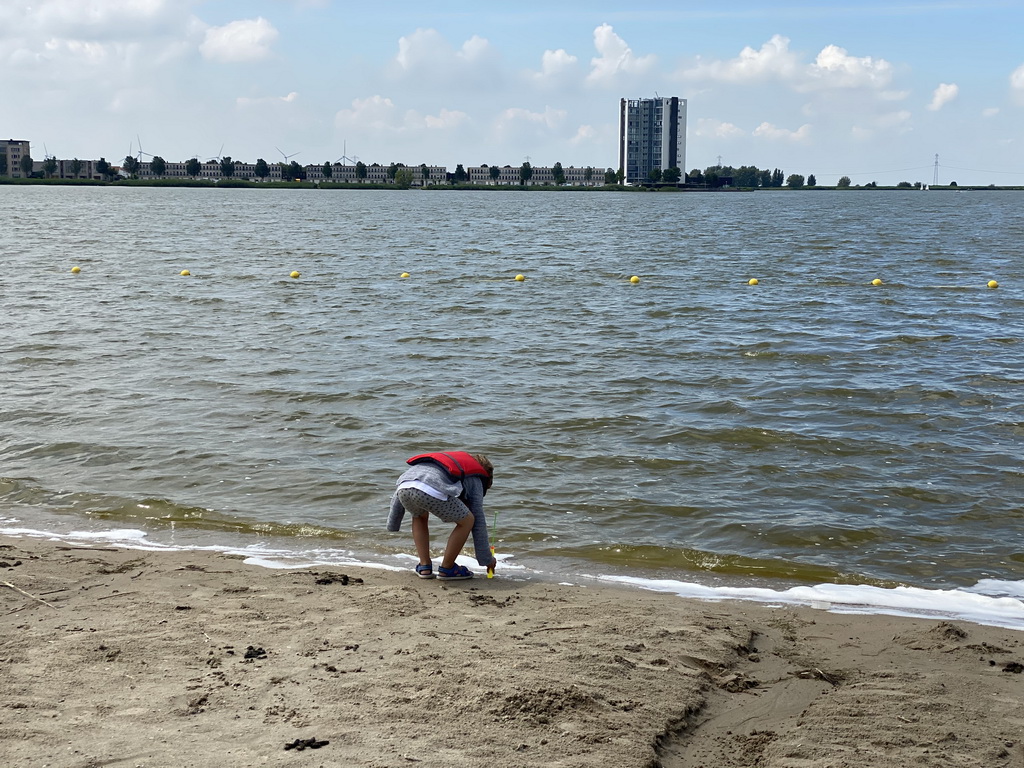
2;533;1022;767
5;518;1024;631
5;178;1022;191
4;516;1024;630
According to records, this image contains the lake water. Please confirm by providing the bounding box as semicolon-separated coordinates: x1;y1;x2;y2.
2;185;1022;625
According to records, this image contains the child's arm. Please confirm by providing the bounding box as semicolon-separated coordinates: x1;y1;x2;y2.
462;476;492;566
386;491;406;532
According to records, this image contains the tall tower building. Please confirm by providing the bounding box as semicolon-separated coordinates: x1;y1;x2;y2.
619;97;686;185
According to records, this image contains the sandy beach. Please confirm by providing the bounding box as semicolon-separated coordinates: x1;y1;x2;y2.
1;534;1022;767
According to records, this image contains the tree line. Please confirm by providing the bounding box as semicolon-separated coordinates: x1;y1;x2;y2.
4;152;940;189
689;164;817;189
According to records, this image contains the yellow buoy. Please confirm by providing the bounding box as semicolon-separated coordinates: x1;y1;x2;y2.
987;280;999;289
290;271;301;279
70;266;81;274
514;274;525;282
872;278;883;286
180;269;190;276
748;278;758;286
400;272;410;278
629;275;640;284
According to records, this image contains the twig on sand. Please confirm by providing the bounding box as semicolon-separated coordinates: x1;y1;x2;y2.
2;580;59;609
522;624;590;637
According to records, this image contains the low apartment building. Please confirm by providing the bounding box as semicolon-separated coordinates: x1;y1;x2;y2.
1;139;32;177
466;164;610;186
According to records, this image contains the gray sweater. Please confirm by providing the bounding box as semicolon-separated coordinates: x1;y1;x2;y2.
387;462;492;566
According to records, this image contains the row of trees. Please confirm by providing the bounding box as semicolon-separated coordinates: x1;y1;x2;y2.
5;152;944;189
689;164;817;189
117;155;618;187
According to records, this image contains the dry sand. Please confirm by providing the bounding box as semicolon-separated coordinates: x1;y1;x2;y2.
1;534;1022;767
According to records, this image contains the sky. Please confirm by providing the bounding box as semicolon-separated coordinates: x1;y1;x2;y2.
3;0;1024;185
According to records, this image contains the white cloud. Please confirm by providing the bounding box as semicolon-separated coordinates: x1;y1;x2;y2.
850;110;913;140
395;28;443;70
1011;63;1024;97
335;95;400;131
0;0;187;39
496;106;567;131
0;1;199;79
927;82;958;111
392;28;499;88
570;125;597;145
424;109;470;130
753;122;812;142
200;17;278;63
394;29;493;68
237;92;299;108
683;34;799;83
334;96;469;136
982;107;1000;117
695;118;746;139
802;45;892;90
874;110;912;129
459;35;490;63
532;48;579;84
679;36;893;98
587;23;655;86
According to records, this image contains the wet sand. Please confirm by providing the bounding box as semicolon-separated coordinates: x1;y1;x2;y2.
1;534;1022;767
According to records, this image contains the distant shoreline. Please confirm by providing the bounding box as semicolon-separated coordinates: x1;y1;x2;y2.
3;177;1021;192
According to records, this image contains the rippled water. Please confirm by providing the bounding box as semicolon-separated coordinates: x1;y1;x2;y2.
1;185;1021;589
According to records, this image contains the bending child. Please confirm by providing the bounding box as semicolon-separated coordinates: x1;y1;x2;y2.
387;451;495;580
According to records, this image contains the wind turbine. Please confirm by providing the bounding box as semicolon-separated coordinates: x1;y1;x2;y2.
276;146;300;163
136;135;155;160
206;144;225;162
335;141;358;165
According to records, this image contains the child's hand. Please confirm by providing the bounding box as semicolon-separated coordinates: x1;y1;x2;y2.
486;557;497;576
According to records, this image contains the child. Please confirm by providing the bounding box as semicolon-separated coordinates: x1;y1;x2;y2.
387;451;496;580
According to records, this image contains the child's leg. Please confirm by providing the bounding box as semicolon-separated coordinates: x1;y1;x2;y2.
412;514;431;565
440;513;474;569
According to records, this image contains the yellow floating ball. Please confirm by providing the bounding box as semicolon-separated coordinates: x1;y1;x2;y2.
872;278;883;286
290;271;301;279
400;272;410;278
987;280;999;289
629;275;640;284
748;278;758;286
70;266;81;274
514;274;526;282
180;269;190;276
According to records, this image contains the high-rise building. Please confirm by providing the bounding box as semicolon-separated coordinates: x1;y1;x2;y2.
618;97;686;185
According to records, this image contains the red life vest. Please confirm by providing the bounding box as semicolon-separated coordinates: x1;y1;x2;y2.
407;451;492;489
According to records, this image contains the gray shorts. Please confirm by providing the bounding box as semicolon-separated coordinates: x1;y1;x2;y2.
397;487;471;524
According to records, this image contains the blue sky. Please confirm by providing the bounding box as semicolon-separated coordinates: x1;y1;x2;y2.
4;0;1024;184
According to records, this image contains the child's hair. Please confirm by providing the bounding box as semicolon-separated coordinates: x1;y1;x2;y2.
473;454;494;489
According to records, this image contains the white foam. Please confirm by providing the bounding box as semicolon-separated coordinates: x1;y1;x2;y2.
598;575;1024;630
0;524;397;572
239;555;401;572
967;579;1024;599
4;524;1021;628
